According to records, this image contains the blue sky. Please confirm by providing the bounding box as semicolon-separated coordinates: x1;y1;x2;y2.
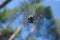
0;0;60;40
0;0;60;19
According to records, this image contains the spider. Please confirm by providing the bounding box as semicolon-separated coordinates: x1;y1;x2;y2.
27;15;34;23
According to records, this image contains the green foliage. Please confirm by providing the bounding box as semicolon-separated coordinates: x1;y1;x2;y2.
0;26;3;32
25;37;29;40
20;1;43;17
35;5;45;16
30;0;41;4
25;36;36;40
31;36;36;40
55;19;60;35
28;3;43;12
20;1;53;20
1;25;14;37
35;6;53;19
2;29;13;37
45;6;53;19
0;9;7;22
0;7;20;23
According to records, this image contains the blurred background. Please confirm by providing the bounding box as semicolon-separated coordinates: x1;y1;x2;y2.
0;0;60;40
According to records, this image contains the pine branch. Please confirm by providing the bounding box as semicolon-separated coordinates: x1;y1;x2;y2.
0;0;11;9
4;12;21;29
8;23;24;40
8;20;38;40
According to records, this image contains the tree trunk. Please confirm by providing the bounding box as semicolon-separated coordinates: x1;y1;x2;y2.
8;23;24;40
0;0;11;9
